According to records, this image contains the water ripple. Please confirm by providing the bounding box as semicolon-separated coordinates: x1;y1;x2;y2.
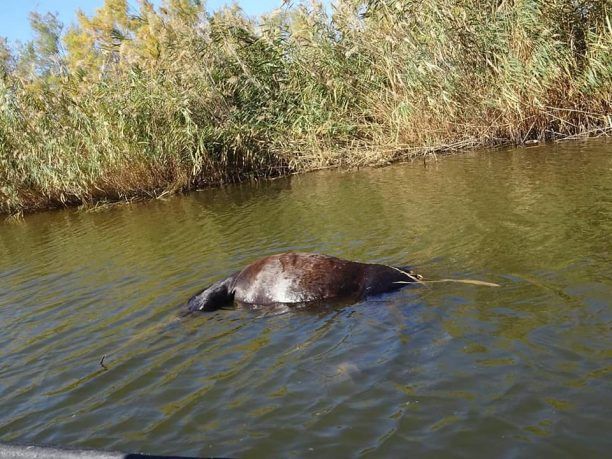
0;141;611;457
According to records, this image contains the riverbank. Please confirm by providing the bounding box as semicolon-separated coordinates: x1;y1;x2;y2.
1;0;610;216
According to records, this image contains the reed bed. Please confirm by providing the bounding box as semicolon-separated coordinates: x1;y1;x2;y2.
0;0;610;215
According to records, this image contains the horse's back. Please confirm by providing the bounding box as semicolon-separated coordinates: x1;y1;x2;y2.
233;252;364;304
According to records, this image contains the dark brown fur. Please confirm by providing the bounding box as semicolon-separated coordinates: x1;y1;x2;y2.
187;252;421;312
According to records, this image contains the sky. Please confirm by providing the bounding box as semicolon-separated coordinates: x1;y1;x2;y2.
0;0;285;44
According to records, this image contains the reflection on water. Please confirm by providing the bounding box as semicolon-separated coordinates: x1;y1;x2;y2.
0;140;611;457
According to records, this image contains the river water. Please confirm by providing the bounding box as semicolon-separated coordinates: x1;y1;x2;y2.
1;140;610;457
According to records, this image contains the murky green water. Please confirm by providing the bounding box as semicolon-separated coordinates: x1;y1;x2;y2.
1;140;611;457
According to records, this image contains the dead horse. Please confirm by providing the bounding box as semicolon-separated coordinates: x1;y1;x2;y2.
186;252;423;312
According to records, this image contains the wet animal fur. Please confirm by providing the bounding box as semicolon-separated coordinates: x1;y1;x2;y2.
187;252;422;312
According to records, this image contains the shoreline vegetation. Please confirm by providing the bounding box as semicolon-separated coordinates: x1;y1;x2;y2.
0;0;610;216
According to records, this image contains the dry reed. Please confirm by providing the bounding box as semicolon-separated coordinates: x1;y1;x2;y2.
0;0;610;215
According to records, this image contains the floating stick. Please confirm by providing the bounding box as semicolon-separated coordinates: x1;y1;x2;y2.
394;278;500;287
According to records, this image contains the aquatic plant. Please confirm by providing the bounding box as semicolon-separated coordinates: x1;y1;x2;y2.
0;0;610;214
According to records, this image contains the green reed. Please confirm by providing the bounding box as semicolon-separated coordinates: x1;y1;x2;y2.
1;0;610;214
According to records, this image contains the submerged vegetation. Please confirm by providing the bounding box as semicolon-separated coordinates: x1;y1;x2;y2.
0;0;610;214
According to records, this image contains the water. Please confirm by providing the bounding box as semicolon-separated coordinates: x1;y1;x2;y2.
0;140;610;457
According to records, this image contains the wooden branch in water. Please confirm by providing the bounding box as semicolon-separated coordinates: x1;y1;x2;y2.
395;278;500;287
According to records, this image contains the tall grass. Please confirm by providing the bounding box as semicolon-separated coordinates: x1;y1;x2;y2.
0;0;610;215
